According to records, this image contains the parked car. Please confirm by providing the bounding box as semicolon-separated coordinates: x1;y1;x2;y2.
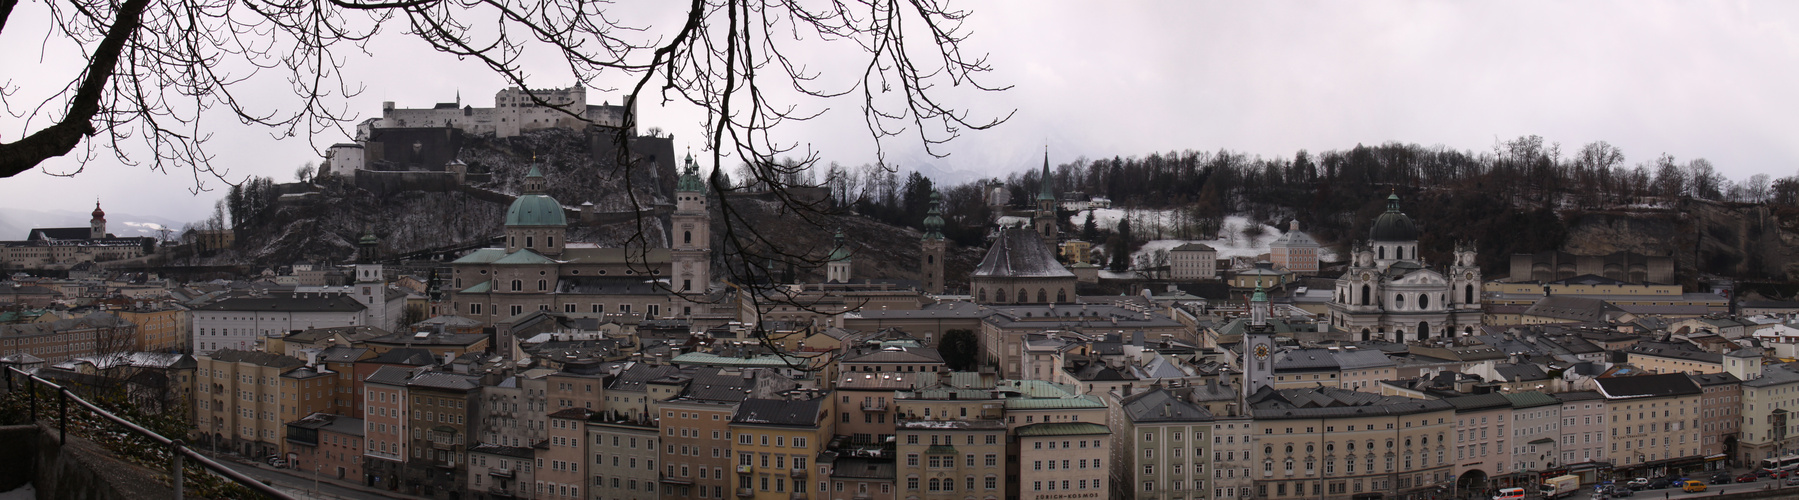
1712;473;1732;485
1756;469;1773;478
1738;474;1759;483
1786;476;1799;487
1626;478;1650;490
1605;485;1634;497
266;457;286;468
1647;478;1673;490
1680;480;1707;493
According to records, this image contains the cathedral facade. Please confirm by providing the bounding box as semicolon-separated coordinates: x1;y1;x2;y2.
1327;194;1482;342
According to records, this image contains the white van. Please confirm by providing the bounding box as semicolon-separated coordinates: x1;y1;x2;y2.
1492;487;1526;500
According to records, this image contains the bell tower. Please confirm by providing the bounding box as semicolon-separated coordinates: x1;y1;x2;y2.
89;201;106;239
1033;150;1058;241
672;152;712;293
920;190;946;294
1242;280;1276;400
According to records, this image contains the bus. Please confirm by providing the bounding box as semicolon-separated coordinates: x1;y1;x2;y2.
1760;455;1799;472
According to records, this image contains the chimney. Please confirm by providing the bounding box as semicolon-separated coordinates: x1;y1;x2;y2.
1162;402;1170;417
443;351;455;366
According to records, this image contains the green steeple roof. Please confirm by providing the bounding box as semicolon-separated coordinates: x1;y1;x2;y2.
1251;280;1268;303
1036;151;1056;201
828;229;851;262
677;151;706;193
359;232;379;246
922;190;944;240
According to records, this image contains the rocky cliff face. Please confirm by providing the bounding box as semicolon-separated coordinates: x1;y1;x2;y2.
1561;199;1799;283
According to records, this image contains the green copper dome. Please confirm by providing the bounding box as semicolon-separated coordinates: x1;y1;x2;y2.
922;191;944;240
677;151;706;193
507;165;567;227
1368;193;1419;242
828;229;851;262
1250;280;1268;303
359;232;379;246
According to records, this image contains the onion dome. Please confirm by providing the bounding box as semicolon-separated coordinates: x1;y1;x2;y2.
922;191;945;240
1368;193;1419;242
91;202;105;220
359;232;379;246
677;151;706;193
828;229;851;262
506;165;567;227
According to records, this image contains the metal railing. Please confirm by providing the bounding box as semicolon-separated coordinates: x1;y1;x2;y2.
4;366;296;500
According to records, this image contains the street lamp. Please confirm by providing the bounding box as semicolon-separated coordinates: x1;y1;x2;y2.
313;463;321;496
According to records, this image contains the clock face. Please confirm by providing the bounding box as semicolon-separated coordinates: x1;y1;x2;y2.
1255;344;1270;360
1361;272;1372;281
1465;272;1474;280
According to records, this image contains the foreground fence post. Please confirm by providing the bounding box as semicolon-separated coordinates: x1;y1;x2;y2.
171;440;185;500
57;387;66;443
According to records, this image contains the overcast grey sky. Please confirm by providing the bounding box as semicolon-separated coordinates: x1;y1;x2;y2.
4;1;1799;225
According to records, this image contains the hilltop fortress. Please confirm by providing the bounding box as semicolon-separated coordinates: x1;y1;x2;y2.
361;85;632;140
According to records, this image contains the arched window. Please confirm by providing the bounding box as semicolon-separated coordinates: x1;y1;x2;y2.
927;255;934;264
1037;289;1048;303
547;236;554;248
510;280;522;291
994;289;1005;303
538;280;548;291
1378;246;1385;260
1056;289;1066;303
1412;246;1417;259
1360;285;1370;305
978;289;987;302
1465;284;1474;304
1016;288;1026;304
526;236;534;248
684;231;692;244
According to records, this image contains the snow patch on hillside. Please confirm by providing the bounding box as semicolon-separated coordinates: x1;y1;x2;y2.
1123;216;1338;267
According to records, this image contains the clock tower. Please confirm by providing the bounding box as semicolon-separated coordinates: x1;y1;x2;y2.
1242;280;1276;400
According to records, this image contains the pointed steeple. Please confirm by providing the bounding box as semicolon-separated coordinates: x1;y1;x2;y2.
677;149;706;193
922;191;945;241
1037;148;1056;202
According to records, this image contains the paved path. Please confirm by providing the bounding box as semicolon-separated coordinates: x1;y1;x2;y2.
202;452;428;500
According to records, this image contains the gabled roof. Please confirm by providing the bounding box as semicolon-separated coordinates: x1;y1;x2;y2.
493;249;558;265
973;228;1073;278
1248;386;1451;419
1444;393;1513;412
194;294;366;313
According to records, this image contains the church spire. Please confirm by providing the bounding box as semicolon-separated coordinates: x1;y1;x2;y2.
1037;147;1055;202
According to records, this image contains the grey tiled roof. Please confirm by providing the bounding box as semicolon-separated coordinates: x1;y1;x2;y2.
1120;387;1214;423
732;397;825;427
1247;386;1451;420
1594;373;1702;399
973;228;1073;278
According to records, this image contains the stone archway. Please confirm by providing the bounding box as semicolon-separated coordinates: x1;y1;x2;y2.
1361;328;1372;342
1418;321;1430;340
1457;469;1489;496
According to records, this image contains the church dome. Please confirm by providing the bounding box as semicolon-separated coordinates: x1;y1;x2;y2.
506;165;567;227
506;194;567;227
91;202;105;220
1368;193;1419;242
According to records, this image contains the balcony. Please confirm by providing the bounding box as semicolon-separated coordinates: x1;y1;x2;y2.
738;464;754;474
431;440;457;451
790;468;807;479
489;468;516;479
737;488;756;498
860;401;887;412
790;492;806;500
